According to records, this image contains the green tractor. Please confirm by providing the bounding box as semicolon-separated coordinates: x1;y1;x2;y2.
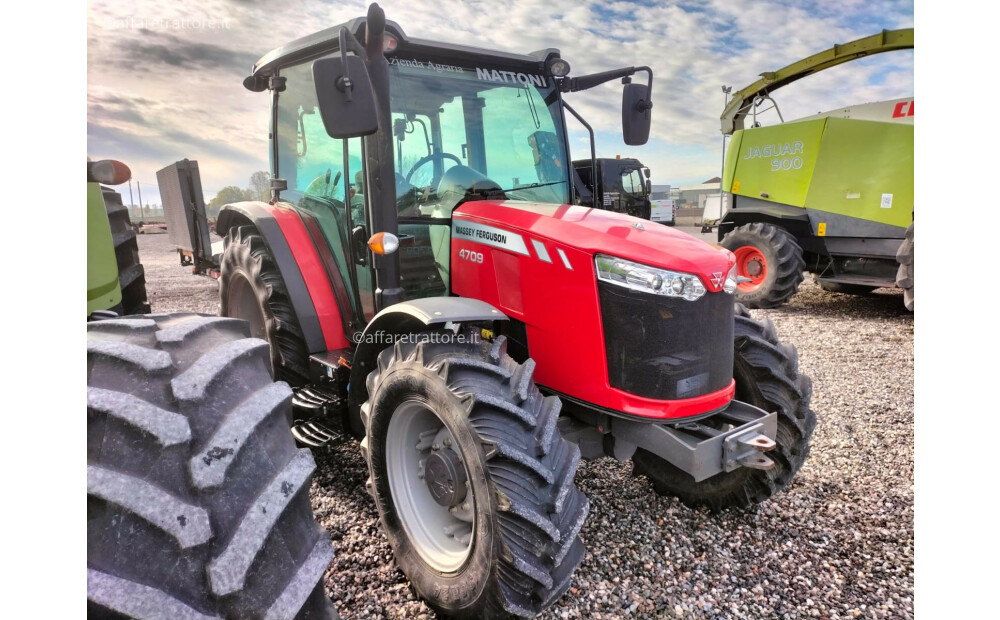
717;28;914;310
86;159;338;618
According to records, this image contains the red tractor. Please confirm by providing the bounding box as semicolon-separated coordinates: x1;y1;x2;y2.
217;5;815;618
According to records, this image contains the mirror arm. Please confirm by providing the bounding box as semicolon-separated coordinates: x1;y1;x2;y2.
336;28;371;102
623;66;654;111
561;65;654;98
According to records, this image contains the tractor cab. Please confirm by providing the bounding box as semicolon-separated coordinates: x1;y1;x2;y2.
260;20;606;326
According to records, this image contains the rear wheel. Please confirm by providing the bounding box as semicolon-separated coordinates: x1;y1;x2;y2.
220;225;310;386
721;223;805;308
87;313;336;619
361;335;588;618
896;221;914;311
632;304;816;511
104;187;150;315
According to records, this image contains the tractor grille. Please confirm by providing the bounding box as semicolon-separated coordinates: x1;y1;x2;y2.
598;283;734;401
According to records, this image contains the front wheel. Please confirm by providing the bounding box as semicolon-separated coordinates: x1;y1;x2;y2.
632;304;817;511
361;335;588;618
721;222;805;308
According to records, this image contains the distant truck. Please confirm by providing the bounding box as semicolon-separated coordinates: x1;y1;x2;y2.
717;28;914;310
650;199;675;226
573;157;651;220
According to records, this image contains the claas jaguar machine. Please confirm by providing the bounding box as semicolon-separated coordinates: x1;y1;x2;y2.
217;5;815;618
718;29;914;310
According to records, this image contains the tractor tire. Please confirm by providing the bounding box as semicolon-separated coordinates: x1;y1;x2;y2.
87;313;337;619
721;222;805;309
896;222;914;311
220;225;310;386
361;335;588;619
817;280;878;295
632;304;816;511
104;187;150;315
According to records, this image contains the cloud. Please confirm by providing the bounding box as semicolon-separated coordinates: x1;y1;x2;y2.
109;29;258;73
87;0;913;191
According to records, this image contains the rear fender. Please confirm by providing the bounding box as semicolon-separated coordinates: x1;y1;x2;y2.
217;201;350;353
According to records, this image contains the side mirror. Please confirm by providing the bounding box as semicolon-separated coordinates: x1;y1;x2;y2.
313;55;377;139
622;82;652;146
645;179;652;194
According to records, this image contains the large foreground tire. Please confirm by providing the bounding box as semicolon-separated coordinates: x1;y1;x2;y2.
220;225;310;386
896;222;914;311
361;335;588;619
87;313;336;619
721;222;805;308
104;187;150;315
632;304;816;511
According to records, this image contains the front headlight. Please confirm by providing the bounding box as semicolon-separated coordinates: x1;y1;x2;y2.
595;254;706;301
723;263;738;294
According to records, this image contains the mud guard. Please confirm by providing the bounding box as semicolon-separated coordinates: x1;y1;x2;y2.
217;201;330;354
346;298;508;435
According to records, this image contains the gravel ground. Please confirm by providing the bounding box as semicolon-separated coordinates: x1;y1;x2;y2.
137;231;914;619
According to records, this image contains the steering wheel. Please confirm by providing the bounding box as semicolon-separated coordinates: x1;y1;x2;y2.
404;152;463;186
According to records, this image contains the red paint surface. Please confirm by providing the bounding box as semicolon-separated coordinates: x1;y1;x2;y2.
451;201;737;420
269;203;350;351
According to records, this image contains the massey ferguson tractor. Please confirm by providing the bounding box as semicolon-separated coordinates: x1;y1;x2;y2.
215;5;816;618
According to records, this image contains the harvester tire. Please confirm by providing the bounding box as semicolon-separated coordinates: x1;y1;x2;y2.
817;280;878;295
632;304;816;511
104;187;150;315
361;335;588;619
896;222;914;311
721;222;805;308
87;313;337;619
220;225;310;386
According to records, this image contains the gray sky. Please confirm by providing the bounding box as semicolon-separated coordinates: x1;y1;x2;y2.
87;0;913;206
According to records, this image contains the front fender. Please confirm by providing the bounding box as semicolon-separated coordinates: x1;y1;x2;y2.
347;298;507;435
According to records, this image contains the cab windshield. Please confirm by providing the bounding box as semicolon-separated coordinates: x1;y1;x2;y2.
387;57;570;212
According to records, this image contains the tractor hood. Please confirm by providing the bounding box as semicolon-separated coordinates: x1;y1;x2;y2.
452;201;735;290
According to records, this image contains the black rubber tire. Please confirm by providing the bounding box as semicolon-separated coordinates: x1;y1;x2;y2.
721;222;805;309
896;221;914;311
632;304;816;511
87;313;337;619
817;280;879;295
220;225;310;386
103;187;150;315
361;335;588;619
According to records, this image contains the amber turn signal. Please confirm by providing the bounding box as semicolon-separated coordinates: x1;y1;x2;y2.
367;232;400;255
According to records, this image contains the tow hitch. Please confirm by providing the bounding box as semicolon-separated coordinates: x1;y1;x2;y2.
560;400;779;482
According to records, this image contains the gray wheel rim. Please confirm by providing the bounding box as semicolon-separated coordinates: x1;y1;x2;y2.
385;400;474;573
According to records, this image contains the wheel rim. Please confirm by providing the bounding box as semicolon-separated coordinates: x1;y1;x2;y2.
386;400;474;573
227;273;266;341
733;246;768;292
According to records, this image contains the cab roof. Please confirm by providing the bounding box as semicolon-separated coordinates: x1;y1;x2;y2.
244;16;560;92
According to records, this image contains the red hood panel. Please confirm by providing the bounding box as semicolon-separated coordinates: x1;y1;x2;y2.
454;201;735;289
